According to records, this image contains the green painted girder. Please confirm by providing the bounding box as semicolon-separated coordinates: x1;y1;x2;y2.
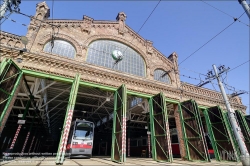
203;106;240;162
55;73;80;164
235;110;250;153
149;92;173;163
179;100;209;162
223;112;241;160
0;59;23;129
111;84;127;163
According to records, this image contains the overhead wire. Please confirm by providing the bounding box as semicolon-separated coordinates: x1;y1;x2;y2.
6;13;248;96
178;12;246;66
6;3;249;97
228;60;250;73
200;0;250;27
0;11;13;25
121;0;162;61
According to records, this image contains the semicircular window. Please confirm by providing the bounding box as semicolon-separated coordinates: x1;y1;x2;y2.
154;69;171;84
43;40;76;59
86;40;146;77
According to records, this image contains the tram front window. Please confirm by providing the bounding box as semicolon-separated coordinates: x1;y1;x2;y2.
74;122;93;140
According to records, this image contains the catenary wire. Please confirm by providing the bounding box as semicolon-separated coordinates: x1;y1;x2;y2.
200;0;250;27
122;0;161;54
3;15;249;95
178;12;246;66
228;60;250;73
4;12;250;81
5;6;249;95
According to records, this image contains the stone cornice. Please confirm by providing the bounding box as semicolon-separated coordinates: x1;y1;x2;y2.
0;46;246;112
0;31;21;40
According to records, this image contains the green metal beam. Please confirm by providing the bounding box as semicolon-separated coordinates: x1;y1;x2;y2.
127;90;151;98
79;81;116;92
235;110;250;153
22;69;73;83
223;111;240;160
0;68;23;129
55;73;80;164
0;58;8;75
203;108;220;161
204;106;239;162
178;100;209;161
22;67;182;104
149;92;173;162
111;84;127;163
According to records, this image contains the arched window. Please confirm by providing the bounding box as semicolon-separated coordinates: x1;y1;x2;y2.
154;69;171;84
44;40;76;59
86;40;146;77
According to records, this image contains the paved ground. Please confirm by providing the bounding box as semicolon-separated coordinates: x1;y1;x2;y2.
0;157;242;166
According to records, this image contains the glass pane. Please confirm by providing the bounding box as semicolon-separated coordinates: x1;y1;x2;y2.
74;122;94;140
43;40;76;58
154;69;171;84
86;40;145;77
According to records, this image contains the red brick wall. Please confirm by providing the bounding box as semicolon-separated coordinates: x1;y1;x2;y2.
174;104;187;160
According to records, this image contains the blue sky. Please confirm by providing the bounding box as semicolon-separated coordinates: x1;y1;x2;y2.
1;0;249;114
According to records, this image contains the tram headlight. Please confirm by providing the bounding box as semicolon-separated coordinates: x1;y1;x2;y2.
87;142;92;146
73;142;78;145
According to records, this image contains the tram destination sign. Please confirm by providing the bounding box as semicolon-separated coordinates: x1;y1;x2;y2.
17;120;26;124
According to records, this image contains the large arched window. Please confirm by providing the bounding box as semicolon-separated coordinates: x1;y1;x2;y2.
154;69;171;84
43;40;76;59
86;40;146;77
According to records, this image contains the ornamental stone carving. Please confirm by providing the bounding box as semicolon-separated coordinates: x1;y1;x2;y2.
0;1;247;114
116;12;127;35
82;15;93;34
146;40;153;54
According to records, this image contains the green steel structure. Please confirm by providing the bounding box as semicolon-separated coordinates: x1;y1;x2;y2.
111;84;127;163
55;74;80;164
245;115;250;132
203;106;239;161
1;58;248;165
0;58;23;130
178;100;209;161
223;112;241;160
149;92;173;162
235;110;250;153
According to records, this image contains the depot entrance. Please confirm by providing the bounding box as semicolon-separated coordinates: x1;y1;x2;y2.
0;68;176;164
0;59;213;164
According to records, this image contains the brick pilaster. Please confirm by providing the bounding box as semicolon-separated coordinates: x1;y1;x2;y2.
174;104;187;160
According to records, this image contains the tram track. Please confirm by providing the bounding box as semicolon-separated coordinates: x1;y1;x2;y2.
70;158;114;166
35;157;45;166
70;159;83;166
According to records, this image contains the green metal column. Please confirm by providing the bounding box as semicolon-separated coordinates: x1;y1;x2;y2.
111;84;127;163
203;106;239;162
178;100;209;161
235;110;250;153
0;59;23;135
149;92;173;162
55;73;80;164
223;111;241;160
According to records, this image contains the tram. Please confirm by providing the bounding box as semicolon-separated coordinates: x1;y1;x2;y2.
66;119;94;158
